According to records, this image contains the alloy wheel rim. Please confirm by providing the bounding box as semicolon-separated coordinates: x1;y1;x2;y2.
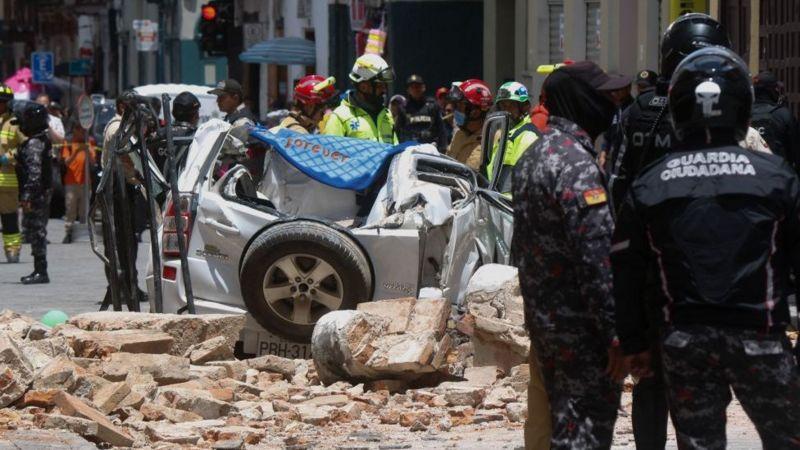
262;253;344;325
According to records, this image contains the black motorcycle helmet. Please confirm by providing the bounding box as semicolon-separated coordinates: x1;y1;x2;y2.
17;102;50;136
669;46;752;143
660;13;732;79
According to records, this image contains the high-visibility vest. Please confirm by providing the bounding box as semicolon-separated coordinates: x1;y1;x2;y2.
0;112;21;190
322;97;397;144
486;116;540;196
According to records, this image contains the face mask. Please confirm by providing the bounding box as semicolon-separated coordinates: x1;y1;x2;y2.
454;110;466;127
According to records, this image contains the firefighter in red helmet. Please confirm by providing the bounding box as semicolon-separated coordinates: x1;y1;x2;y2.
445;79;493;170
272;75;338;134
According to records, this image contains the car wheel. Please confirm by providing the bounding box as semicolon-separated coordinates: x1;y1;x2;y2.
240;221;372;342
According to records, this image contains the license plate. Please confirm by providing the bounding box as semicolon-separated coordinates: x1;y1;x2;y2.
256;330;311;359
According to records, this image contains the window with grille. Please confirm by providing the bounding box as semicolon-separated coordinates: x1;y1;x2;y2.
585;1;601;63
549;1;564;63
297;0;311;19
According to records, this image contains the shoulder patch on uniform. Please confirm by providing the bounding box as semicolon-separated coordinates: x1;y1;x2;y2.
581;188;607;207
649;96;667;108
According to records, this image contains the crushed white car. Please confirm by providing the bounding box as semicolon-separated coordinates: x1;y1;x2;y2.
147;113;516;358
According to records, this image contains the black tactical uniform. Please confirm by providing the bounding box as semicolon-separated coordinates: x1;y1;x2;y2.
612;47;800;450
609;85;673;210
148;92;199;172
395;95;447;150
607;15;735;450
149;91;200;180
751;71;800;172
16;103;53;284
610;14;733;213
150;121;196;177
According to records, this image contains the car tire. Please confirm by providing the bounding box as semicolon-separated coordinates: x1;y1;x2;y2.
240;220;372;343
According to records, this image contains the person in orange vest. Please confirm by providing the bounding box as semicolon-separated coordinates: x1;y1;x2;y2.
60;122;96;244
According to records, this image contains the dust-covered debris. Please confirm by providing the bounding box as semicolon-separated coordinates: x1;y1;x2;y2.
0;304;533;449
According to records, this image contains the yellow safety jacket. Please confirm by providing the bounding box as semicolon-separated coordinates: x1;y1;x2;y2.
486;116;540;195
0;112;21;191
322;96;397;144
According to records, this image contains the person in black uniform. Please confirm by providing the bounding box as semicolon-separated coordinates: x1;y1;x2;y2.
612;46;800;449
610;14;732;213
606;14;732;450
634;70;658;96
16;103;52;284
751;70;800;172
149;91;200;178
394;74;447;151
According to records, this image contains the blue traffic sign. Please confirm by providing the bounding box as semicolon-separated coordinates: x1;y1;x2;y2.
31;52;54;83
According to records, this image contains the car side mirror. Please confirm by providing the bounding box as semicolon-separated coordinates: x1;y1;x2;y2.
480;111;511;192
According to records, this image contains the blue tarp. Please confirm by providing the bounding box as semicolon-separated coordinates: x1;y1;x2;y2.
251;128;412;191
239;37;316;65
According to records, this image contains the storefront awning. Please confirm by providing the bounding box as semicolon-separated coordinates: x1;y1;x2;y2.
239;37;316;65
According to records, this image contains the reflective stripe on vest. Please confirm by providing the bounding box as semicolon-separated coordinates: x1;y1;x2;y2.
2;232;21;248
0;172;17;187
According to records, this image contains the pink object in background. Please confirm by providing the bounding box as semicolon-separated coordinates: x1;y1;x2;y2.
4;67;32;99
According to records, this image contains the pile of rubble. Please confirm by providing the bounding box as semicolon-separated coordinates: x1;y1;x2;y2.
0;265;531;449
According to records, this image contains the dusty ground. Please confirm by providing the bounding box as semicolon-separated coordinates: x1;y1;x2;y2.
173;391;756;450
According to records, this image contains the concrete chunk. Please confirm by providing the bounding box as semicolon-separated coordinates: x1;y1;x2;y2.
463;366;504;386
32;355;83;391
463;264;530;371
141;401;204;423
247;354;297;377
184;335;234;364
366;332;436;373
189;364;230;381
68;311;246;356
59;328;174;358
435;382;486;407
300;394;349;407
155;386;232;419
92;381;131;414
0;310;36;340
311;310;388;385
0;332;34;407
53;391;134;447
407;297;450;338
0;429;95;450
205;360;249;381
297;404;332;425
35;413;100;438
356;297;415;334
102;352;191;384
145;419;226;444
21;389;60;408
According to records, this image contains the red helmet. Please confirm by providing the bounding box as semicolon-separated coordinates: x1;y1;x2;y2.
447;79;493;110
294;75;337;105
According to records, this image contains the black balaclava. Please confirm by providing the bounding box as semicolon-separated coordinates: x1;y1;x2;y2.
754;85;780;104
543;70;617;141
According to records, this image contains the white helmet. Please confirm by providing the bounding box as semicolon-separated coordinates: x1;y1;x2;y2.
349;54;395;84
